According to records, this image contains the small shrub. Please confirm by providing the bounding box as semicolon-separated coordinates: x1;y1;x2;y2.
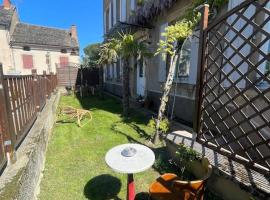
148;118;170;134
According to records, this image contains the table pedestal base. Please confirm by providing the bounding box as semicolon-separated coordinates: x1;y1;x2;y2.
127;174;135;200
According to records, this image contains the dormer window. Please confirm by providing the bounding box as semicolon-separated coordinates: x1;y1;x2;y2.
71;49;77;56
23;46;31;51
61;49;67;54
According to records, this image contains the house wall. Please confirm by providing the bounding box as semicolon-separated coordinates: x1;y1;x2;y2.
102;0;229;126
9;47;80;75
0;28;13;71
0;8;80;76
145;0;196;125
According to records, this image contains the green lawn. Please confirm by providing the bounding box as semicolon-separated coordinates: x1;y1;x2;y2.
38;95;164;200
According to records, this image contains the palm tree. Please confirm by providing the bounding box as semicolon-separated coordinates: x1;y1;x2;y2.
117;33;150;116
98;39;119;99
99;33;150;116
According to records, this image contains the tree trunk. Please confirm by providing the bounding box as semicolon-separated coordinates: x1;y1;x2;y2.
99;65;104;99
153;51;179;144
122;59;130;116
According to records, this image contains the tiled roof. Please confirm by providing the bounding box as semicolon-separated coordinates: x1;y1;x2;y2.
0;6;14;26
11;23;79;48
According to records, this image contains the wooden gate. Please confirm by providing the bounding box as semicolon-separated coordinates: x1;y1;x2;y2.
195;0;270;174
56;66;79;87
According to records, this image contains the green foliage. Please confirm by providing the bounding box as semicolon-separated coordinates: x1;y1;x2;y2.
155;17;199;56
148;118;170;134
176;144;201;165
82;43;101;67
175;144;201;179
185;0;228;21
99;33;151;65
137;0;144;6
98;38;120;65
39;95;160;199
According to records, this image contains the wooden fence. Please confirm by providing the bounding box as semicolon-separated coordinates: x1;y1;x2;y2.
0;65;57;173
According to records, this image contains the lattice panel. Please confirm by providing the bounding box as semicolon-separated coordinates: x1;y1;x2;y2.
197;0;270;174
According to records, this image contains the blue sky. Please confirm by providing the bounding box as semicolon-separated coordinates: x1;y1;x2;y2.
12;0;103;57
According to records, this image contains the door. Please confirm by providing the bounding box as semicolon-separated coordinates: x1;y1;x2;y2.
136;58;145;96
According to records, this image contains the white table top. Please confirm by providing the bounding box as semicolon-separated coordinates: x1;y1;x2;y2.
105;143;155;174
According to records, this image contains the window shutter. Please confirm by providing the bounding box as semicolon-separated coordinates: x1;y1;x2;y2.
60;57;69;67
113;0;117;25
158;22;168;82
121;0;126;22
22;55;33;69
109;2;112;29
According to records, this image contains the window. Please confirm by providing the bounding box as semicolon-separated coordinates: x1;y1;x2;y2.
121;0;127;22
46;52;51;72
61;49;67;53
139;58;144;77
112;63;115;80
59;56;69;67
130;0;136;11
23;46;31;51
71;49;78;56
116;0;120;22
22;55;33;69
158;22;168;82
111;1;114;28
116;59;121;81
176;37;192;78
106;65;110;80
106;9;109;32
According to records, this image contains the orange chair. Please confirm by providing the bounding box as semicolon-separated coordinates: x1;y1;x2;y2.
149;158;212;200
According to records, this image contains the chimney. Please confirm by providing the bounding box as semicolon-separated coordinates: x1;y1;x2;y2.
3;0;11;9
70;25;78;41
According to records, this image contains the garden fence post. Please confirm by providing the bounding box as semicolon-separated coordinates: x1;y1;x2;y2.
50;72;53;94
193;4;209;134
0;64;16;164
43;70;48;98
32;69;39;112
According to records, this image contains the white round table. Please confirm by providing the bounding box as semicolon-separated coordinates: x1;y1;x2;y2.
105;143;155;200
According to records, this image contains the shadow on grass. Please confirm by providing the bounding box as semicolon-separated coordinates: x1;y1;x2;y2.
135;192;150;200
111;121;152;143
84;174;121;200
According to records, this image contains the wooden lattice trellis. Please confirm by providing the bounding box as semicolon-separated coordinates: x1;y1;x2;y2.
196;0;270;174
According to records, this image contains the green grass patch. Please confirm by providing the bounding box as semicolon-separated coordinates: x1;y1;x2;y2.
38;95;161;200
